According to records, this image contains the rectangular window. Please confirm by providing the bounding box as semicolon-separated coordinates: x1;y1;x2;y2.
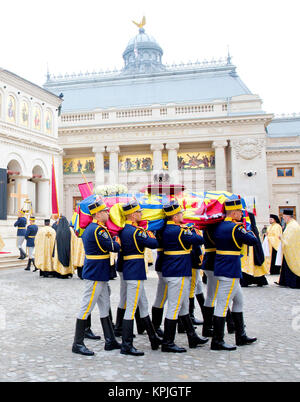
277;167;294;177
279;206;296;226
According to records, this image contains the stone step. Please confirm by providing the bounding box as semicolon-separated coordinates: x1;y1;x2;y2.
0;255;28;270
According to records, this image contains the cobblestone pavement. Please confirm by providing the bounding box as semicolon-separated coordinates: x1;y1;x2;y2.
0;267;299;382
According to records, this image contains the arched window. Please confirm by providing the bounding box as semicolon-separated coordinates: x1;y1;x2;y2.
7;95;16;123
20;100;29;127
45;109;53;134
33;104;41;130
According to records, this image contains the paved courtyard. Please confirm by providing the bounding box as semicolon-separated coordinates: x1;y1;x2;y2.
0;266;299;382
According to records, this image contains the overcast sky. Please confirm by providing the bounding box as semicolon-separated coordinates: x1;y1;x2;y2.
1;0;299;114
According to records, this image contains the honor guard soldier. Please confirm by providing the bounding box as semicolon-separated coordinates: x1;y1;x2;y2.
211;198;258;351
119;200;161;356
72;199;121;356
161;201;208;353
24;216;38;271
201;224;218;337
14;210;27;259
188;240;206;325
151;228;167;338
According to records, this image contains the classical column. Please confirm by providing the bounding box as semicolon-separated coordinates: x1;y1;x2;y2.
13;176;30;213
107;145;120;184
212;140;228;191
92;146;105;187
151;144;164;172
166;143;180;184
36;179;50;216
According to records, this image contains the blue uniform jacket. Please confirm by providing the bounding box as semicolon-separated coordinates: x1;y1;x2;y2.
120;221;159;281
14;217;27;236
154;229;164;273
161;222;204;278
82;220;120;282
202;225;217;272
191;243;203;270
213;218;258;279
25;224;39;247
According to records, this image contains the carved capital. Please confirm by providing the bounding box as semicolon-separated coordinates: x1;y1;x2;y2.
106;145;120;153
150;143;164;152
166;143;179;151
92;146;106;154
212;140;228;149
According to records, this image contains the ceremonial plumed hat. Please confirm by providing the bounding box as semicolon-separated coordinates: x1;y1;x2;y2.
122;199;142;216
224;199;243;211
88;198;109;214
29;216;36;221
163;200;183;217
283;209;293;216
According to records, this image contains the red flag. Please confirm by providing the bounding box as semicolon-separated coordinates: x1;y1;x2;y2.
78;182;93;199
51;157;59;215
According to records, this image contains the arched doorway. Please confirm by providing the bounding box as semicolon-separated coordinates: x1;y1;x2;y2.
7;159;25;215
30;165;49;216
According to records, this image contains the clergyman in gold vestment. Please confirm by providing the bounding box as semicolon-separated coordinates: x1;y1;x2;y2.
53;216;76;278
278;210;300;289
266;214;282;275
35;219;56;277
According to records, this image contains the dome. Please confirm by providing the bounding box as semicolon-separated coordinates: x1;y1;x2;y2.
122;28;165;75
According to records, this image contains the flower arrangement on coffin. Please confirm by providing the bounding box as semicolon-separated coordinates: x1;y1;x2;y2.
94;184;128;196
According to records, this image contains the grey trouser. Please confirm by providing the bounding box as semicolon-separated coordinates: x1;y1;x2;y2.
189;268;203;298
153;272;168;309
124;280;149;320
28;247;34;259
213;277;243;317
203;270;219;308
164;276;191;320
118;272;127;310
77;280;110;320
17;236;25;249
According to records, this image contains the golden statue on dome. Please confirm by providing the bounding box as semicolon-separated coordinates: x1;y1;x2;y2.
132;16;146;29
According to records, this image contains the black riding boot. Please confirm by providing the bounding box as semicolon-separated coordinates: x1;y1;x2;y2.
196;292;206;324
24;259;31;271
210;316;236;351
231;312;257;346
84;315;101;340
121;319;144;356
114;307;125;337
72;319;95;356
32;258;38;272
109;308;115;329
135;307;145;335
20;248;26;260
189;297;203;325
161;318;186;353
101;316;121;351
202;306;214;337
141;315;162;350
177;316;186;333
151;306;164;337
180;314;208;348
226;308;236;334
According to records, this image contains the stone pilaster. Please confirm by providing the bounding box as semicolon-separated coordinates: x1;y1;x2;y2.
166;143;180;184
212;140;228;191
107;145;120;184
92;146;106;187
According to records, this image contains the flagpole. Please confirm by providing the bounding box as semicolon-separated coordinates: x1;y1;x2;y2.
80;169;93;195
52;156;60;217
